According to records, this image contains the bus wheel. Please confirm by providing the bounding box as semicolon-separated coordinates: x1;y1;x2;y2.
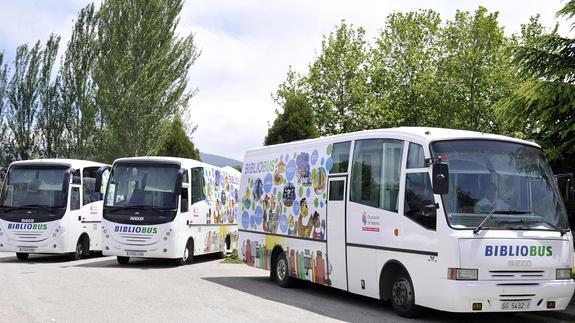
274;251;294;288
16;253;29;261
70;236;88;261
177;240;194;266
117;256;130;265
391;272;420;318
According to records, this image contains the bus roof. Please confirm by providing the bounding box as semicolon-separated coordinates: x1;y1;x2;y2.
9;159;107;169
244;127;540;156
112;156;240;175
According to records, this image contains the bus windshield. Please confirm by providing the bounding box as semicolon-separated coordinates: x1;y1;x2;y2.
431;140;569;232
105;163;179;210
0;166;69;209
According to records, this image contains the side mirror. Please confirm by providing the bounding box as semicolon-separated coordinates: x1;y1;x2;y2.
432;163;449;195
95;166;112;194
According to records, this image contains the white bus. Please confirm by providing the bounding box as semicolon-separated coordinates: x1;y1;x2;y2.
238;127;574;317
0;159;110;260
102;157;240;265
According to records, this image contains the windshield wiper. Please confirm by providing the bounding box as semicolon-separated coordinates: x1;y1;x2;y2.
521;216;568;236
473;209;530;235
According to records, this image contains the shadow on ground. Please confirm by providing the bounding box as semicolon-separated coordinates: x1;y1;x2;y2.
0;252;105;264
203;275;568;323
70;252;223;270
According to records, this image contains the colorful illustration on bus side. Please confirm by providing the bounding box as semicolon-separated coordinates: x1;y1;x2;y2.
204;168;240;225
241;144;334;240
240;237;331;286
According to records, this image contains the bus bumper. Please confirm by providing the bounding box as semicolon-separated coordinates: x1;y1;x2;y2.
0;236;68;254
102;236;182;259
432;279;575;313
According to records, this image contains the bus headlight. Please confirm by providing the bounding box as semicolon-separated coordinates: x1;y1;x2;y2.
448;268;478;280
556;268;572;280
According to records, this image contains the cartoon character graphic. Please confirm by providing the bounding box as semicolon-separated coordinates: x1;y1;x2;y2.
207;208;212;224
263;194;271;210
312;217;325;240
314;167;327;194
270;206;280;233
242;187;251;209
253;178;263;201
297;198;314;237
287;214;296;235
225;175;230;192
296;152;311;186
274;160;286;185
263;210;269;232
221;190;227;207
243;239;254;266
214;200;222;224
282;182;296;207
215;170;221;187
315;251;327;285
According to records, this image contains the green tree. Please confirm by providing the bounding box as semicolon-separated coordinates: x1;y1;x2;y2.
369;10;442;128
95;0;199;162
496;1;575;171
264;93;319;145
0;51;8;144
60;3;100;160
6;41;43;160
37;33;63;158
152;115;200;159
304;21;370;135
436;7;514;132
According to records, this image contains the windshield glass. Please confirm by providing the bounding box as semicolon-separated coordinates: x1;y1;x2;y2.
0;166;68;208
105;163;179;210
432;140;569;231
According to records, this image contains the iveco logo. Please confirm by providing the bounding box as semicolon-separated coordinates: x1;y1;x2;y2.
130;216;144;221
508;259;532;267
21;219;34;223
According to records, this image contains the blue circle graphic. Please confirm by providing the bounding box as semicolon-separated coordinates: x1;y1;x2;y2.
285;159;296;180
306;187;311;198
279;214;288;233
249;215;255;228
293;199;300;215
241;211;249;229
325;157;333;172
320;201;324;208
254;206;263;225
263;173;273;193
311;150;319;165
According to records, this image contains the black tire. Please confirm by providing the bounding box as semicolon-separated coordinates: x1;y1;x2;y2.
16;253;29;260
274;251;294;288
176;240;194;266
117;256;130;265
69;236;88;261
390;272;421;318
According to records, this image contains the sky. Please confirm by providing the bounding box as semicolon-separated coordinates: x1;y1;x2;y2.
0;0;571;161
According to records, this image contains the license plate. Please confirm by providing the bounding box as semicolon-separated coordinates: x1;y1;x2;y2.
19;247;36;252
501;300;530;310
127;251;144;257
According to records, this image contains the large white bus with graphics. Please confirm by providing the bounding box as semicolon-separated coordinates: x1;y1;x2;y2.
0;159;110;260
102;157;240;265
238;127;574;317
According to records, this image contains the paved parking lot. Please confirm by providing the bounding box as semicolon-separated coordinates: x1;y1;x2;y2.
0;252;572;323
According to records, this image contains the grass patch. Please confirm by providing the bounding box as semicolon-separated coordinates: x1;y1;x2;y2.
222;249;244;264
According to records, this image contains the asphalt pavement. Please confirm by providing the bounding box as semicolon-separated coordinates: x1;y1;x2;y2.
0;252;572;323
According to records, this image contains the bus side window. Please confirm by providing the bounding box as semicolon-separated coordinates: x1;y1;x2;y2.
331;141;351;173
404;173;436;230
407;143;425;168
191;167;206;204
183;169;190;184
70;187;81;211
181;187;189;213
351;139;403;212
82;167;100;205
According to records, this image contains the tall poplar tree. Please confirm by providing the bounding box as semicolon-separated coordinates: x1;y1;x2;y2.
95;0;199;162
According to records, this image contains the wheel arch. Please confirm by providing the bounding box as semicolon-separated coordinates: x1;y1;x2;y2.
379;259;413;302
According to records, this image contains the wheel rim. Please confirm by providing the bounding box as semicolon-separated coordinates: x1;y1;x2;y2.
392;278;412;307
277;257;287;281
183;246;189;262
76;241;82;257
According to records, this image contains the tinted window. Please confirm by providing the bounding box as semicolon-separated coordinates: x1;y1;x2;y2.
331;142;351;173
181;187;189;212
407;143;425;168
183;169;189;183
82;167;100;205
404;173;436;230
70;186;81;210
351;139;403;211
191;167;206;204
329;180;345;201
0;166;68;208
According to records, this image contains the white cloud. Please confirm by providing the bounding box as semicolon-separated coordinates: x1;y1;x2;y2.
0;0;569;161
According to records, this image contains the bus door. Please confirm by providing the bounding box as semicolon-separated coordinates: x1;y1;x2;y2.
327;176;348;290
69;169;83;241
